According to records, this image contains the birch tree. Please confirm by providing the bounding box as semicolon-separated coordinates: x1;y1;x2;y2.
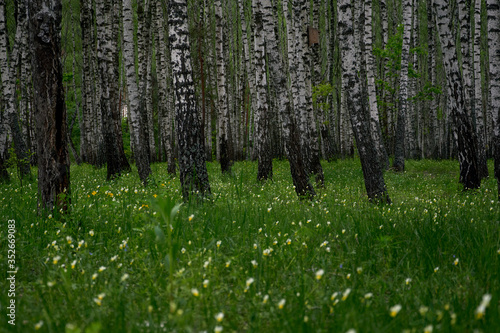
252;0;273;180
475;0;488;179
434;0;481;190
365;0;389;170
261;0;314;198
216;0;232;173
29;0;70;211
338;0;390;203
123;0;151;184
0;0;30;178
393;0;412;172
487;0;500;198
156;1;176;175
169;0;211;199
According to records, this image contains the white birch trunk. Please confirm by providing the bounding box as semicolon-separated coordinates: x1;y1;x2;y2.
123;0;151;183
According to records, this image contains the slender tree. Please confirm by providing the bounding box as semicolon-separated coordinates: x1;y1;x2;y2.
216;0;232;173
252;0;273;180
169;0;211;199
338;0;390;203
0;0;30;178
393;0;412;172
123;0;152;184
434;0;480;190
261;0;314;199
29;0;70;211
365;0;389;170
487;0;500;198
474;0;488;179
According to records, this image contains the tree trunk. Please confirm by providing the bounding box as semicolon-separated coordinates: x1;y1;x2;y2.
365;0;389;170
0;0;30;178
123;0;152;184
169;0;211;199
252;0;273;181
156;1;176;175
434;0;481;190
97;0;124;180
474;0;489;178
262;0;314;199
393;0;412;172
29;0;70;212
216;0;232;174
338;0;390;204
486;0;500;198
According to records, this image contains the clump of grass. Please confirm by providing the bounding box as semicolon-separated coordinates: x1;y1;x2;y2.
0;159;498;332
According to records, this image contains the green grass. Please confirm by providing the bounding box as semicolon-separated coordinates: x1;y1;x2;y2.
0;159;499;332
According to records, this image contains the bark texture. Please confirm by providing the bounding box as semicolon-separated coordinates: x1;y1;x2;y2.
123;0;151;184
338;0;390;203
169;0;211;199
29;0;70;211
434;0;480;190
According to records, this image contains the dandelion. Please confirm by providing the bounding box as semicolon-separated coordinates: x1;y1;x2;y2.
424;325;433;333
98;266;107;272
217;240;222;248
405;278;412;285
34;321;44;330
92;191;97;196
215;312;224;322
342;288;351;301
89;230;95;236
278;299;286;309
251;260;258;268
214;326;223;333
203;279;209;288
475;294;492;319
191;288;200;297
189;214;194;221
121;273;129;282
246;277;255;287
454;258;459;266
53;256;61;265
315;269;325;280
389;304;402;317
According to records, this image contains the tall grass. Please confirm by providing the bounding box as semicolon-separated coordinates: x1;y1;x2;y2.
0;159;498;332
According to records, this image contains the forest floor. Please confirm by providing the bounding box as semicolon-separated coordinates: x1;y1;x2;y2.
0;159;499;332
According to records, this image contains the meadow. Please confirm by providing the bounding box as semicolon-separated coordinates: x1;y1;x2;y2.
0;159;499;333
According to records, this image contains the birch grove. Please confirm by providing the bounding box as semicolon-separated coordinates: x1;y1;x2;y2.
1;0;500;201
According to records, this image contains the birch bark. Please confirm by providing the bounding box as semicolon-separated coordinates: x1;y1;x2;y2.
338;0;390;203
123;0;152;184
169;0;211;199
434;0;481;190
393;0;412;172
